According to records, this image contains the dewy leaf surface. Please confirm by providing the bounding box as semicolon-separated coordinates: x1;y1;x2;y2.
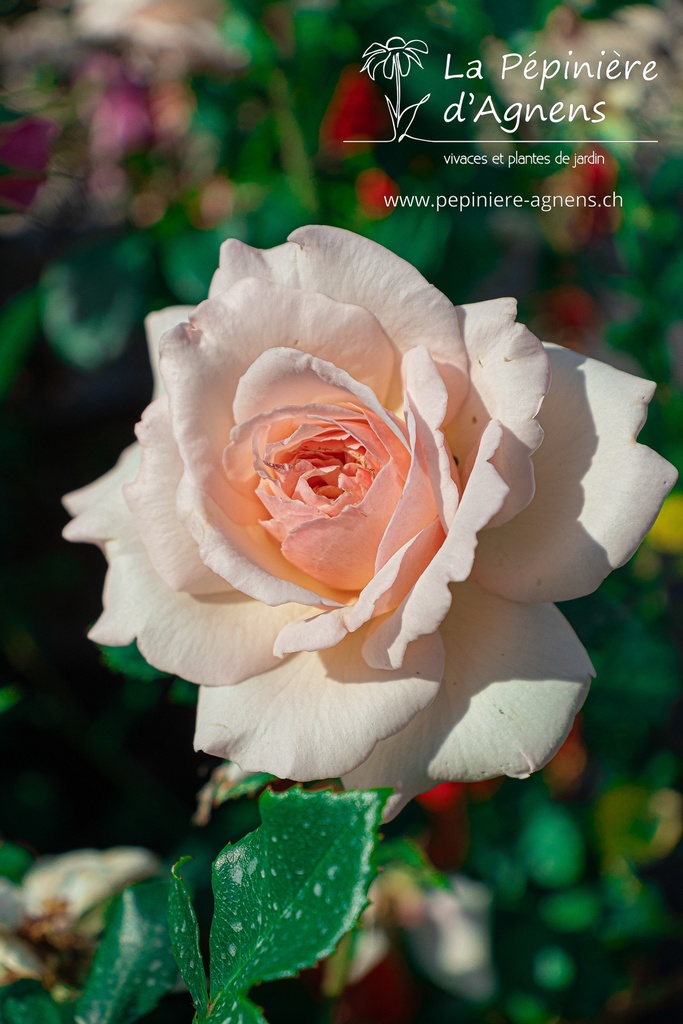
169;857;209;1019
74;880;177;1024
208;787;389;1008
206;993;267;1024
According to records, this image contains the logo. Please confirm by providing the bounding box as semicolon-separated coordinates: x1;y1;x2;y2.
359;37;430;142
345;35;654;145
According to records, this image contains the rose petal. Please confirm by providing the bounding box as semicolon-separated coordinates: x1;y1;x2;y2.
400;345;460;530
91;538;310;685
268;351;456;652
62;444;141;551
176;473;347;609
144;305;193;398
161;279;395;470
73;466;308;683
363;420;509;671
210;226;469;412
231;347;402;442
124;396;227;594
280;461;405;590
473;345;679;603
343;581;593;817
273;518;444;657
194;627;445;780
446;299;550;526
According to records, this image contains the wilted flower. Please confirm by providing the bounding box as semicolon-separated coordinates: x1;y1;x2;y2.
0;847;159;989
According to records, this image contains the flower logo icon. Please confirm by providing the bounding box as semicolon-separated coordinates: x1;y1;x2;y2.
361;36;428;79
361;37;430;141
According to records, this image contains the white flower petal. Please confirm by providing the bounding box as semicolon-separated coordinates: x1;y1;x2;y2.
62;444;141;552
447;298;550;525
0;934;43;981
72;461;309;682
0;879;22;930
194;627;444;780
144;305;193;398
473;345;678;602
343;581;593;816
125;396;227;594
90;517;311;684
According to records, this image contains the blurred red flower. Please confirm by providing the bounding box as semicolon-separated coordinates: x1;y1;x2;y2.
320;65;392;155
355;167;399;219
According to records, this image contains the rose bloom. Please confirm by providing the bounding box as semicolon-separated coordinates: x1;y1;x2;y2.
63;226;676;815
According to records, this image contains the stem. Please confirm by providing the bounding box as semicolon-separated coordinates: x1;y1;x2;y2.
394;53;402;123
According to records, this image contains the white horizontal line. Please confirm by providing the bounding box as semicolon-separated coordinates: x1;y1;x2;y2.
344;138;659;144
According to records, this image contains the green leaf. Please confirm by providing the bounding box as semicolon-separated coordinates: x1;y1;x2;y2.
0;981;72;1024
0;288;40;402
169;858;209;1019
185;787;388;1022
0;841;33;883
40;235;150;371
74;880;177;1024
99;643;169;683
206;993;267;1024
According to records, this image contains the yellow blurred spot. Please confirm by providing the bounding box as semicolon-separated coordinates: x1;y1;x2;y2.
646;493;683;554
594;785;683;871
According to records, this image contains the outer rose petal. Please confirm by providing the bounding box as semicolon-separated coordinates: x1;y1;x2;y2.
473;345;678;603
63;444;141;551
209;225;469;413
92;529;310;684
193;627;444;780
144;305;193;398
66;449;307;685
124;396;227;594
343;581;593;817
448;299;550;525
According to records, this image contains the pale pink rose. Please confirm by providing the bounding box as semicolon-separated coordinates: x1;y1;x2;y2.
63;226;677;816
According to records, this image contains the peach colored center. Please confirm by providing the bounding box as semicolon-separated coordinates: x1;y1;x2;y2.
260;426;379;517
